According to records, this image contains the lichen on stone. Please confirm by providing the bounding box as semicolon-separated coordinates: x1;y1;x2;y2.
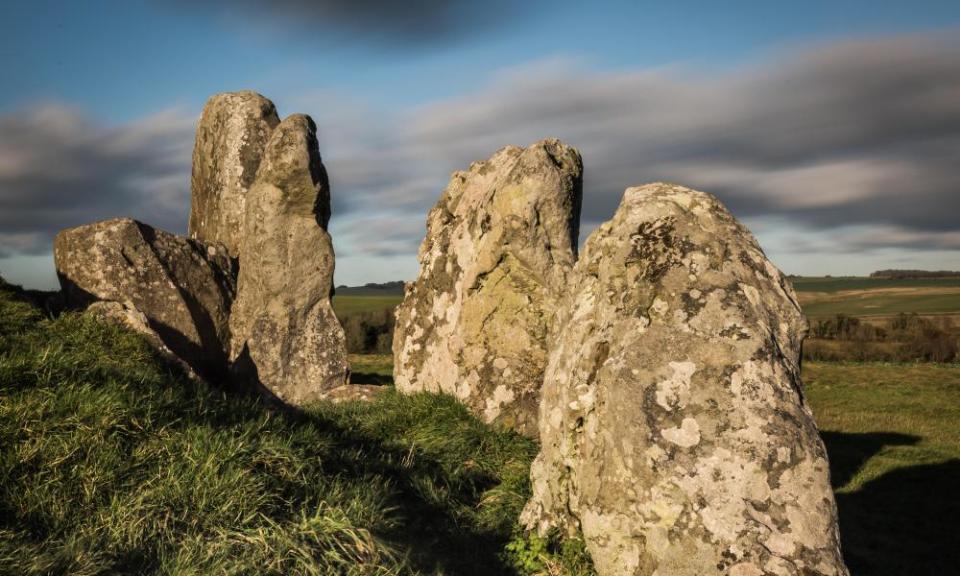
393;139;583;437
523;183;848;576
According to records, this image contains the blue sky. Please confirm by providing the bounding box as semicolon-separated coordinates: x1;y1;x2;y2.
2;0;959;288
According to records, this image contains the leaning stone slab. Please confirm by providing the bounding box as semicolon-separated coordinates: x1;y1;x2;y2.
229;114;349;405
392;139;583;436
189;91;280;257
54;218;235;380
522;183;848;576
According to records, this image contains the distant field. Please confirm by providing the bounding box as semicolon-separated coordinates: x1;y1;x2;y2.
798;289;960;318
791;276;960;293
792;277;960;318
332;294;403;315
331;277;960;318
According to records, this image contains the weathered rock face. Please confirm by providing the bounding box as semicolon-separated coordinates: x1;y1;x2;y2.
393;139;583;437
522;183;848;576
229;114;349;404
54;218;236;380
189;91;280;257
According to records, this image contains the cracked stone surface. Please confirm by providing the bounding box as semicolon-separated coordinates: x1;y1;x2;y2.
228;114;349;405
189;91;280;258
522;183;848;576
54;218;235;380
392;139;582;436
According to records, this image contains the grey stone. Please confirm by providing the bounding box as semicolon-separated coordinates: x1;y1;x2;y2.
392;139;583;437
522;183;848;576
54;218;235;380
229;114;348;405
189;91;280;257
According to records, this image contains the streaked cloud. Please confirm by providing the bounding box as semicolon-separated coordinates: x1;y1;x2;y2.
0;104;194;257
1;33;958;278
390;34;960;242
174;0;533;49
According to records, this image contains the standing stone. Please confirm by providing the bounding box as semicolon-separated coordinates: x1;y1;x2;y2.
229;114;348;404
189;91;280;257
522;183;848;576
393;139;582;437
54;218;235;380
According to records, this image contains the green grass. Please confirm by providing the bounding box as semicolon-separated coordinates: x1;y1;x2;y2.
0;283;590;575
4;276;958;575
333;295;403;316
804;362;960;576
349;354;394;385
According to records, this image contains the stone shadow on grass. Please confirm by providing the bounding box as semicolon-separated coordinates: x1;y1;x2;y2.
835;459;960;576
820;431;919;488
820;431;958;575
349;370;394;386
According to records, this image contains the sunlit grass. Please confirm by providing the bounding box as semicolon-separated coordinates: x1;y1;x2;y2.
4;275;957;576
0;281;591;575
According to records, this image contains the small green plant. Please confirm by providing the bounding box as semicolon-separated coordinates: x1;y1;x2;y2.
504;528;595;576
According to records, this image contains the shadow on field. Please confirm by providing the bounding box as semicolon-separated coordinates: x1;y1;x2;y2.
820;431;919;488
349;370;394;386
821;432;960;576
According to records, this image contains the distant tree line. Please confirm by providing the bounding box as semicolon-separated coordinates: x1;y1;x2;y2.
335;281;405;296
342;305;959;363
805;313;958;363
869;270;960;279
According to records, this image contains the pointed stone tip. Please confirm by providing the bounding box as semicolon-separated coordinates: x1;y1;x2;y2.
199;91;280;129
276;113;317;134
204;90;275;107
530;137;572;150
623;182;724;210
481;138;582;174
529;138;583;172
261;113;321;167
251;112;329;225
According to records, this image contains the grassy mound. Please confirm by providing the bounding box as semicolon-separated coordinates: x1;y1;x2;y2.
0;282;591;575
7;275;957;575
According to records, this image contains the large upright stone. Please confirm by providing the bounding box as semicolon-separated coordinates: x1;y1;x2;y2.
189;91;280;257
54;218;235;380
393;139;582;436
523;183;848;576
229;114;348;404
